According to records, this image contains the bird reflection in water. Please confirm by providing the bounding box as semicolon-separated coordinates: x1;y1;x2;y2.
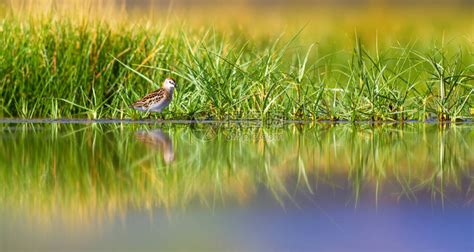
135;129;174;164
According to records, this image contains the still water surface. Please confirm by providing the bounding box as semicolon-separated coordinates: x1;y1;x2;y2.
0;122;473;251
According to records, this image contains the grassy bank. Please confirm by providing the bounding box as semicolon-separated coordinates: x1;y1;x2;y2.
0;5;472;120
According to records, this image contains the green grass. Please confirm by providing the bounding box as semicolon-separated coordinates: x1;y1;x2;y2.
0;10;472;121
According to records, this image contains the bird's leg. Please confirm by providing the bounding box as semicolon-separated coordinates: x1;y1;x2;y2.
145;112;152;120
158;112;165;121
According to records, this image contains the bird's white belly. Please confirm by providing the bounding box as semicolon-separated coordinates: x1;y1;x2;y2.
148;99;170;112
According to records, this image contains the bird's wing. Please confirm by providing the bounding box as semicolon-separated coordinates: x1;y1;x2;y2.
133;88;167;107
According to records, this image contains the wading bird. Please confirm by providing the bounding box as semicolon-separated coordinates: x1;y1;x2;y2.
131;78;176;113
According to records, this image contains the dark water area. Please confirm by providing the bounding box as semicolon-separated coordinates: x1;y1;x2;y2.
0;122;472;251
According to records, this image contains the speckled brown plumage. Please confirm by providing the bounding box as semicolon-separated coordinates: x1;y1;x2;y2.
131;78;176;113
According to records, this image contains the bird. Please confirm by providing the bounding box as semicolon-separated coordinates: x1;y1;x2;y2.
131;78;176;113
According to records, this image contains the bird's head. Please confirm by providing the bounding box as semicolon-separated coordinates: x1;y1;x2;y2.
163;78;177;91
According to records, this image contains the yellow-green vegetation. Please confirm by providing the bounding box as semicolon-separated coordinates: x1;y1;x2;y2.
0;123;472;224
0;2;472;120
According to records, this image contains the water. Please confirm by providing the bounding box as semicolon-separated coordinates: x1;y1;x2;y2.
0;122;473;251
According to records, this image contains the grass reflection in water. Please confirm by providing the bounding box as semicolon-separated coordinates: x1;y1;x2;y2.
0;122;472;225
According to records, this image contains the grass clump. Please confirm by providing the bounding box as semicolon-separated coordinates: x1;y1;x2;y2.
0;7;472;121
